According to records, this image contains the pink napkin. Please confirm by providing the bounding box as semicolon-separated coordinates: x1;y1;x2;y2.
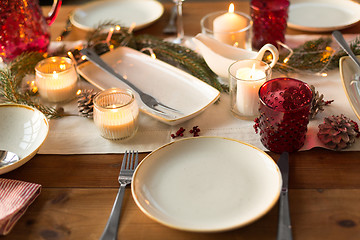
0;178;41;235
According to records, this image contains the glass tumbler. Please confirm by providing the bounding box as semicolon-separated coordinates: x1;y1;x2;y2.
93;88;139;140
201;11;252;49
250;0;290;50
35;56;78;103
229;59;272;119
257;78;313;153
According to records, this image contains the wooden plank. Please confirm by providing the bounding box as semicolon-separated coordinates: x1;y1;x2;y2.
3;149;360;189
3;188;360;240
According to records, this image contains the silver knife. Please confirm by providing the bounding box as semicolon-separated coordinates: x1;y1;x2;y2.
277;152;293;240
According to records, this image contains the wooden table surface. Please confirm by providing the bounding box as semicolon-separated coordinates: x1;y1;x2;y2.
2;1;360;239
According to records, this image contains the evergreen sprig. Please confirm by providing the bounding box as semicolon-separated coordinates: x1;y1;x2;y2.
0;52;63;118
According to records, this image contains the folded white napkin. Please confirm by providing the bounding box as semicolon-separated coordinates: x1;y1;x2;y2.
0;178;41;235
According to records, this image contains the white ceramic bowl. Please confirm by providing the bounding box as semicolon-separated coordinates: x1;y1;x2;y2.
0;104;49;174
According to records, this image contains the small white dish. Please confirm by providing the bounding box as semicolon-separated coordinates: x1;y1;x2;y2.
77;47;220;125
288;0;360;32
0;104;49;175
70;0;164;31
340;55;360;121
192;34;279;79
132;137;281;232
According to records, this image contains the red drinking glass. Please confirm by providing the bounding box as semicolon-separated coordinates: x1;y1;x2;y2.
257;78;313;153
0;0;62;62
250;0;289;50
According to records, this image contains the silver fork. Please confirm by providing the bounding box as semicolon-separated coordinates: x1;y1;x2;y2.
100;150;139;240
80;48;181;115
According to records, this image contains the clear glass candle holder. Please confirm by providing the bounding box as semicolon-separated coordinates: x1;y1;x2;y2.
200;10;252;49
35;57;78;103
229;59;271;120
93;88;139;140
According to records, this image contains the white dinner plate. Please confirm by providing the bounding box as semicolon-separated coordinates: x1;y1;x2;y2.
340;55;360;121
70;0;164;31
77;47;220;125
288;0;360;32
132;137;282;232
0;104;49;175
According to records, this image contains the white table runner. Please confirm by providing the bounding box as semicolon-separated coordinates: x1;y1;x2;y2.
38;35;360;154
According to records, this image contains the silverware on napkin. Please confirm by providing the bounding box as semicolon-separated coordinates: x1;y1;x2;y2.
277;152;293;240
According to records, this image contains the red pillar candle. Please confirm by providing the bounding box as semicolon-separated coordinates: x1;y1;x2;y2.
250;0;290;50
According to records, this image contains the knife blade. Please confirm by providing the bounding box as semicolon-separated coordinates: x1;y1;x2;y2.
277;152;293;240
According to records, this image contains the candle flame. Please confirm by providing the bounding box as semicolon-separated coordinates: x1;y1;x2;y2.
228;3;235;13
59;63;66;70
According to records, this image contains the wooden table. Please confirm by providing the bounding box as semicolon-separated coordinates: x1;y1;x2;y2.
2;1;360;239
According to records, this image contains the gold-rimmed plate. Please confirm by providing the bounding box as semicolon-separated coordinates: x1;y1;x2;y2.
131;137;281;232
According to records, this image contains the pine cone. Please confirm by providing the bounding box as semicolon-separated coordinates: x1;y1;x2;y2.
310;85;333;119
317;114;360;150
77;89;97;118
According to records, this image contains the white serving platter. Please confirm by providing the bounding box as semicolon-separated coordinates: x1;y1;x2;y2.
77;47;220;125
70;0;164;31
132;137;282;232
288;0;360;32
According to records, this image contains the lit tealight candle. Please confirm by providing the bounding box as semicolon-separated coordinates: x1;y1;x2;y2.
213;3;249;47
93;88;139;140
35;57;78;103
229;60;271;119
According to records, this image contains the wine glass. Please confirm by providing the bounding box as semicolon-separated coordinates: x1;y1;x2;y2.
173;0;184;44
166;0;186;44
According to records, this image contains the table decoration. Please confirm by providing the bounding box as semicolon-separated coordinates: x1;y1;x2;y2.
0;178;41;235
200;4;251;48
255;78;313;153
229;59;271;119
77;89;97;118
309;85;333;119
0;0;62;62
250;0;289;50
93;88;139;140
317;114;360;150
35;56;78;103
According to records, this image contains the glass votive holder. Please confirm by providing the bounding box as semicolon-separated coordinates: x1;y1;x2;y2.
93;88;139;140
200;9;252;49
35;57;78;103
229;59;271;119
257;78;313;153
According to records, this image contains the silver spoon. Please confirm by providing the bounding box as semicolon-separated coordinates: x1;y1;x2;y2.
332;30;360;69
0;150;20;167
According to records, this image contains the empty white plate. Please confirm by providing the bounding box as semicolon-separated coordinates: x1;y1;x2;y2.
70;0;164;31
288;0;360;32
132;137;282;232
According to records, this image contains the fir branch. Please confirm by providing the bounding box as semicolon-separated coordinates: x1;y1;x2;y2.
0;54;63;119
